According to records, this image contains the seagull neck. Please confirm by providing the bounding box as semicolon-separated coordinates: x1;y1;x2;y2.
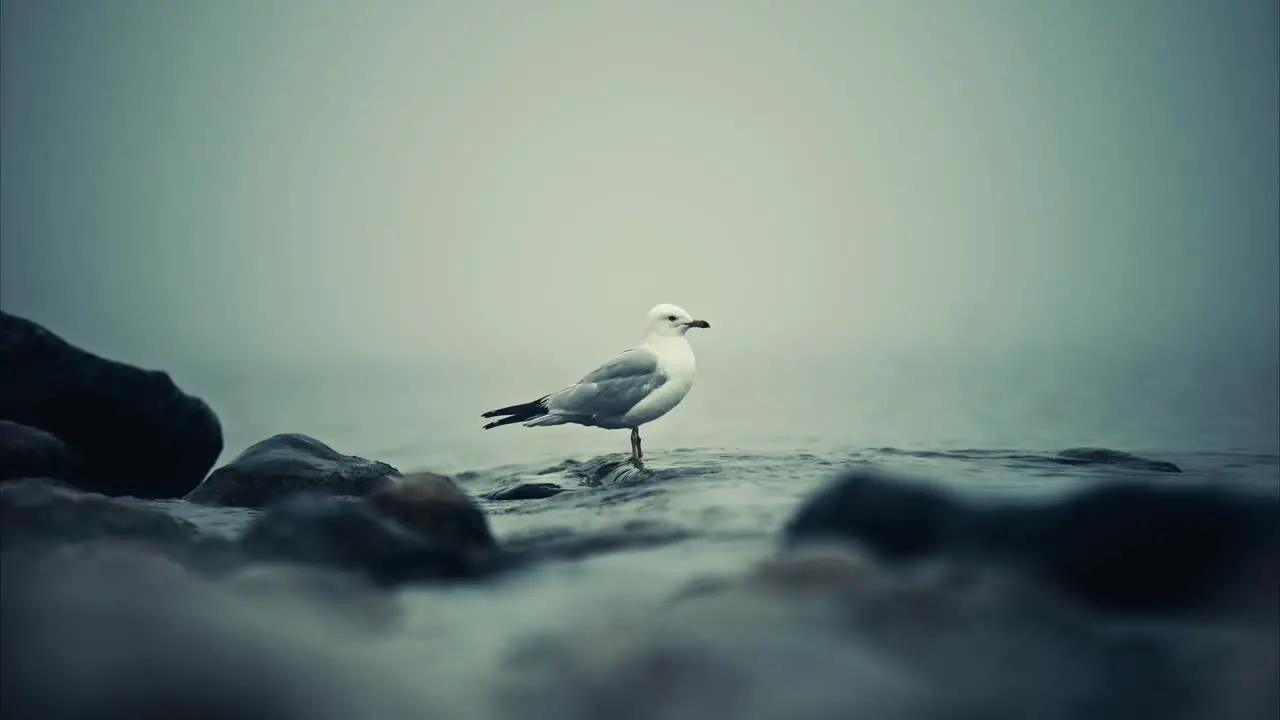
643;331;689;349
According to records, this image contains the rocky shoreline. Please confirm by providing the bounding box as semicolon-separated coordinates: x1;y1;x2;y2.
2;310;1277;719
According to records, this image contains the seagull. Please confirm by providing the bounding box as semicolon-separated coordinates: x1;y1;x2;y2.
482;303;711;470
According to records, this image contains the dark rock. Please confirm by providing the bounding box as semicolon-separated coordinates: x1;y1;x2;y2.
239;493;478;586
0;420;83;484
0;478;200;549
0;311;224;498
978;481;1280;617
548;455;650;487
783;469;1280;616
782;468;971;561
366;471;496;559
1054;447;1182;473
485;482;567;501
186;433;402;508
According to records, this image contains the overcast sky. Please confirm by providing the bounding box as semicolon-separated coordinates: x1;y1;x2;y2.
2;0;1277;374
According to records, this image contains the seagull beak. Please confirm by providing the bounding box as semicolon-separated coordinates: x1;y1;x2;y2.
685;319;710;329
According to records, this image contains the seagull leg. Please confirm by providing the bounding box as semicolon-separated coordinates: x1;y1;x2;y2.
630;428;645;470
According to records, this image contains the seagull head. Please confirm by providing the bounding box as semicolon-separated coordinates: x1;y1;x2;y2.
646;303;711;338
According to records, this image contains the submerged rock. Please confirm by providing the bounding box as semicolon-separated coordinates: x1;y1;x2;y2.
0;420;83;485
0;478;201;549
783;469;1280;616
1054;447;1182;473
186;433;402;508
484;482;567;501
0;311;223;498
239;493;478;586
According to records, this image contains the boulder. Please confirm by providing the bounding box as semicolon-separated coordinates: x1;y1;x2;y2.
0;478;200;550
238;493;478;586
0;420;83;484
0;311;223;498
783;469;1280;616
366;471;496;560
186;434;401;508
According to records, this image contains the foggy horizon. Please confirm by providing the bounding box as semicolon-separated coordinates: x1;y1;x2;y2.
2;1;1277;377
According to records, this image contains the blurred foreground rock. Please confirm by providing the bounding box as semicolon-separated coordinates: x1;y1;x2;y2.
239;493;482;585
783;468;1280;617
0;311;223;497
186;433;402;507
1;478;200;548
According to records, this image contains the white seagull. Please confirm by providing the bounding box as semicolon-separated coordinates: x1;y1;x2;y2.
482;303;711;469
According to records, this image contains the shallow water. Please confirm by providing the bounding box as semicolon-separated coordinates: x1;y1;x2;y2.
54;348;1280;718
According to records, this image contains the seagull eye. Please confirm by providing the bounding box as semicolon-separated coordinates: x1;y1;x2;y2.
667;315;678;322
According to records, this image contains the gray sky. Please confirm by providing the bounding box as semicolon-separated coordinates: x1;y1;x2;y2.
2;0;1277;373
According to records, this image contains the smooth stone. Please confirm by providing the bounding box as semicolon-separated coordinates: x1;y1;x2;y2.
484;482;567;501
1054;447;1182;473
186;433;402;508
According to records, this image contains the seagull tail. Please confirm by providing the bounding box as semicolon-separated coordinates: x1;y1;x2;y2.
482;395;550;429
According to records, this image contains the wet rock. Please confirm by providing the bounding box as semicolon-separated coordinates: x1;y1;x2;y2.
547;455;650;487
366;471;497;559
484;482;567;501
0;310;224;498
186;433;402;508
783;469;1280;616
1054;447;1182;473
782;468;970;561
0;420;83;484
239;493;477;586
1;478;200;550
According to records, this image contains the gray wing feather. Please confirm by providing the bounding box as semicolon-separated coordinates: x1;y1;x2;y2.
548;349;666;421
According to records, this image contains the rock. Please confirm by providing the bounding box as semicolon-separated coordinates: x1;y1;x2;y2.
544;456;650;487
783;469;1280;616
484;482;567;501
239;493;478;586
0;311;223;498
366;471;496;560
186;433;402;508
782;468;971;561
0;478;200;550
1054;447;1182;473
0;420;83;484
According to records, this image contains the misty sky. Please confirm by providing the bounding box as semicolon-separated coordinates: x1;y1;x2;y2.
2;0;1277;373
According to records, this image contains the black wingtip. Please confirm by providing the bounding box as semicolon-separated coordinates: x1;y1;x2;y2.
480;396;551;429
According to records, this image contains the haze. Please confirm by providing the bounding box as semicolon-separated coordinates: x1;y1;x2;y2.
1;1;1277;460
